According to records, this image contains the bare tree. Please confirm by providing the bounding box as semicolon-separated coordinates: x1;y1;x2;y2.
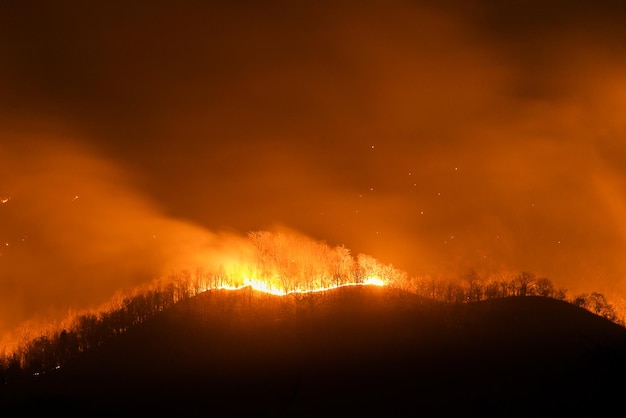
512;272;535;297
534;277;555;297
588;292;618;321
464;269;483;302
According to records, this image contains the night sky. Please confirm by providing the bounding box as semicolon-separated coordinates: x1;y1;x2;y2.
2;1;626;339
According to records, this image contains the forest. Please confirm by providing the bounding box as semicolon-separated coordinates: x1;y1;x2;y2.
0;230;622;382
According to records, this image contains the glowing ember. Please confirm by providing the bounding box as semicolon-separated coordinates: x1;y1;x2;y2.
211;275;387;297
364;277;385;286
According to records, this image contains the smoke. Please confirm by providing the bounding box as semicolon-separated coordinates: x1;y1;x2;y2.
2;1;626;340
0;127;251;341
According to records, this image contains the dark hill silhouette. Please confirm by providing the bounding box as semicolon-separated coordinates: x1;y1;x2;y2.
3;286;626;417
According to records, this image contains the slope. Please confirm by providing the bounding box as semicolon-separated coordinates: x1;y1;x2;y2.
3;286;626;417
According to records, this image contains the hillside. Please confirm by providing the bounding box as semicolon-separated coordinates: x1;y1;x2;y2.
3;286;626;416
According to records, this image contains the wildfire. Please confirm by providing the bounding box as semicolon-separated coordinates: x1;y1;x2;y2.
185;231;402;296
210;275;386;297
0;230;399;359
364;276;385;286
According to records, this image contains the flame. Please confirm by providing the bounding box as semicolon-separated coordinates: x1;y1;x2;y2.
364;276;385;286
175;230;399;297
210;275;387;297
0;230;398;356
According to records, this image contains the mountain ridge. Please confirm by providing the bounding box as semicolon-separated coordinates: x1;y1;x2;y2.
3;286;626;416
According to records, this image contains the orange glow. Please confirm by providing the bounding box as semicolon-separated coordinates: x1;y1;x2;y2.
364;277;385;286
211;277;385;297
4;1;626;364
0;230;394;356
186;230;396;296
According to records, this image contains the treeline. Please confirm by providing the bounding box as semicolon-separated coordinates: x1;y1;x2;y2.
399;271;566;301
1;269;621;382
0;273;201;384
0;230;405;381
391;270;621;324
0;230;623;382
240;230;407;291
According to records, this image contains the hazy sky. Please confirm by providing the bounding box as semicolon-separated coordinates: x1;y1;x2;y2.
2;1;626;338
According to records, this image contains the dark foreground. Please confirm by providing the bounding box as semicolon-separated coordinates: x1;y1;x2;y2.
3;287;626;417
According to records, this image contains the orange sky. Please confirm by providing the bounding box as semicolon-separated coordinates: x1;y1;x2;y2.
1;0;626;338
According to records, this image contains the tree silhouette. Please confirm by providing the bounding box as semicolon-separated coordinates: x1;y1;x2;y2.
534;277;555;297
512;272;535;297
